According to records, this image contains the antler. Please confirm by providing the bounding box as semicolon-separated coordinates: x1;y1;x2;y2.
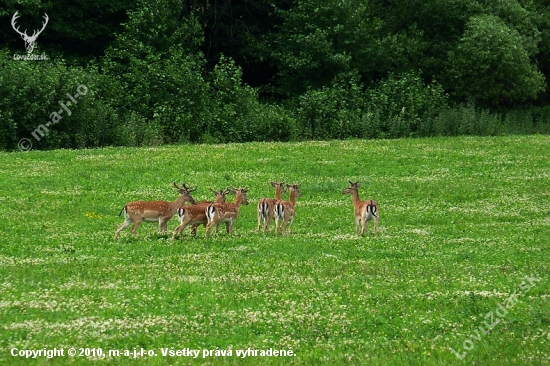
173;182;196;192
11;12;49;53
11;11;27;38
31;13;49;39
210;187;226;195
183;183;197;192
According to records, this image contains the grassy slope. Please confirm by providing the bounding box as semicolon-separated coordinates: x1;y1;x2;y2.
0;136;548;365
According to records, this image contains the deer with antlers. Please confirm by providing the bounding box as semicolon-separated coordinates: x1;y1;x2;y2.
171;188;229;239
274;183;301;235
114;182;196;239
342;181;379;235
205;187;249;238
257;181;286;233
11;11;49;54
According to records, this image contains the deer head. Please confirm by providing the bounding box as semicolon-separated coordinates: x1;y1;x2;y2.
11;11;49;54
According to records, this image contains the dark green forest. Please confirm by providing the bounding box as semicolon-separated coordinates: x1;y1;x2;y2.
2;0;550;151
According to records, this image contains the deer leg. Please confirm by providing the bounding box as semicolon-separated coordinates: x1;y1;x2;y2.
173;220;187;239
160;218;170;233
274;215;280;235
173;222;189;240
280;216;288;235
205;220;216;238
267;204;274;233
288;216;294;234
172;225;182;239
114;219;132;239
190;224;198;237
264;220;269;233
131;220;142;237
360;216;366;236
263;213;269;232
257;209;263;232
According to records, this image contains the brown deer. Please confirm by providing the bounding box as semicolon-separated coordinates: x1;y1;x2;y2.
115;182;196;239
172;188;229;239
257;181;286;233
205;187;249;237
274;183;301;235
342;181;379;235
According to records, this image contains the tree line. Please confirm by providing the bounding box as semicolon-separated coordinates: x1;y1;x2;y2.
1;0;550;151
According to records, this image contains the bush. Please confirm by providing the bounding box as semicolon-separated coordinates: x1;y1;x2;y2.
427;104;550;137
205;55;297;143
365;71;448;138
245;103;297;142
295;72;366;140
0;50;124;151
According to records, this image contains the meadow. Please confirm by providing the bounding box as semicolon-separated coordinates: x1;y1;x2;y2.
0;135;548;365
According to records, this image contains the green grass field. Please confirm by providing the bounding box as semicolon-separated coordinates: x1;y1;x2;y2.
0;136;549;365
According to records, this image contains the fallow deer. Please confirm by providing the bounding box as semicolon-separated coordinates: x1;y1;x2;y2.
342;181;379;235
205;187;249;237
114;182;196;239
274;183;301;235
257;181;286;233
172;188;228;239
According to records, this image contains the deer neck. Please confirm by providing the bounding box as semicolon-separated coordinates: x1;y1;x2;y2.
350;189;361;207
289;188;297;207
275;187;284;200
171;194;189;213
233;192;244;210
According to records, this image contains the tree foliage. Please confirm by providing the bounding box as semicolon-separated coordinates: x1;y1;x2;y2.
449;14;546;109
1;0;550;150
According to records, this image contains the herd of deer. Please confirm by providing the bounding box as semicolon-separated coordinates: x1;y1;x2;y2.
114;181;379;239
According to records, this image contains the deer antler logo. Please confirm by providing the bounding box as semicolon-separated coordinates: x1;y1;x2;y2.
11;11;49;54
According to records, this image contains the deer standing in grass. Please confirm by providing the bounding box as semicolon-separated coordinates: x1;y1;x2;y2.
274;183;301;235
172;188;229;239
115;182;196;239
342;181;379;235
257;181;286;233
205;187;249;237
